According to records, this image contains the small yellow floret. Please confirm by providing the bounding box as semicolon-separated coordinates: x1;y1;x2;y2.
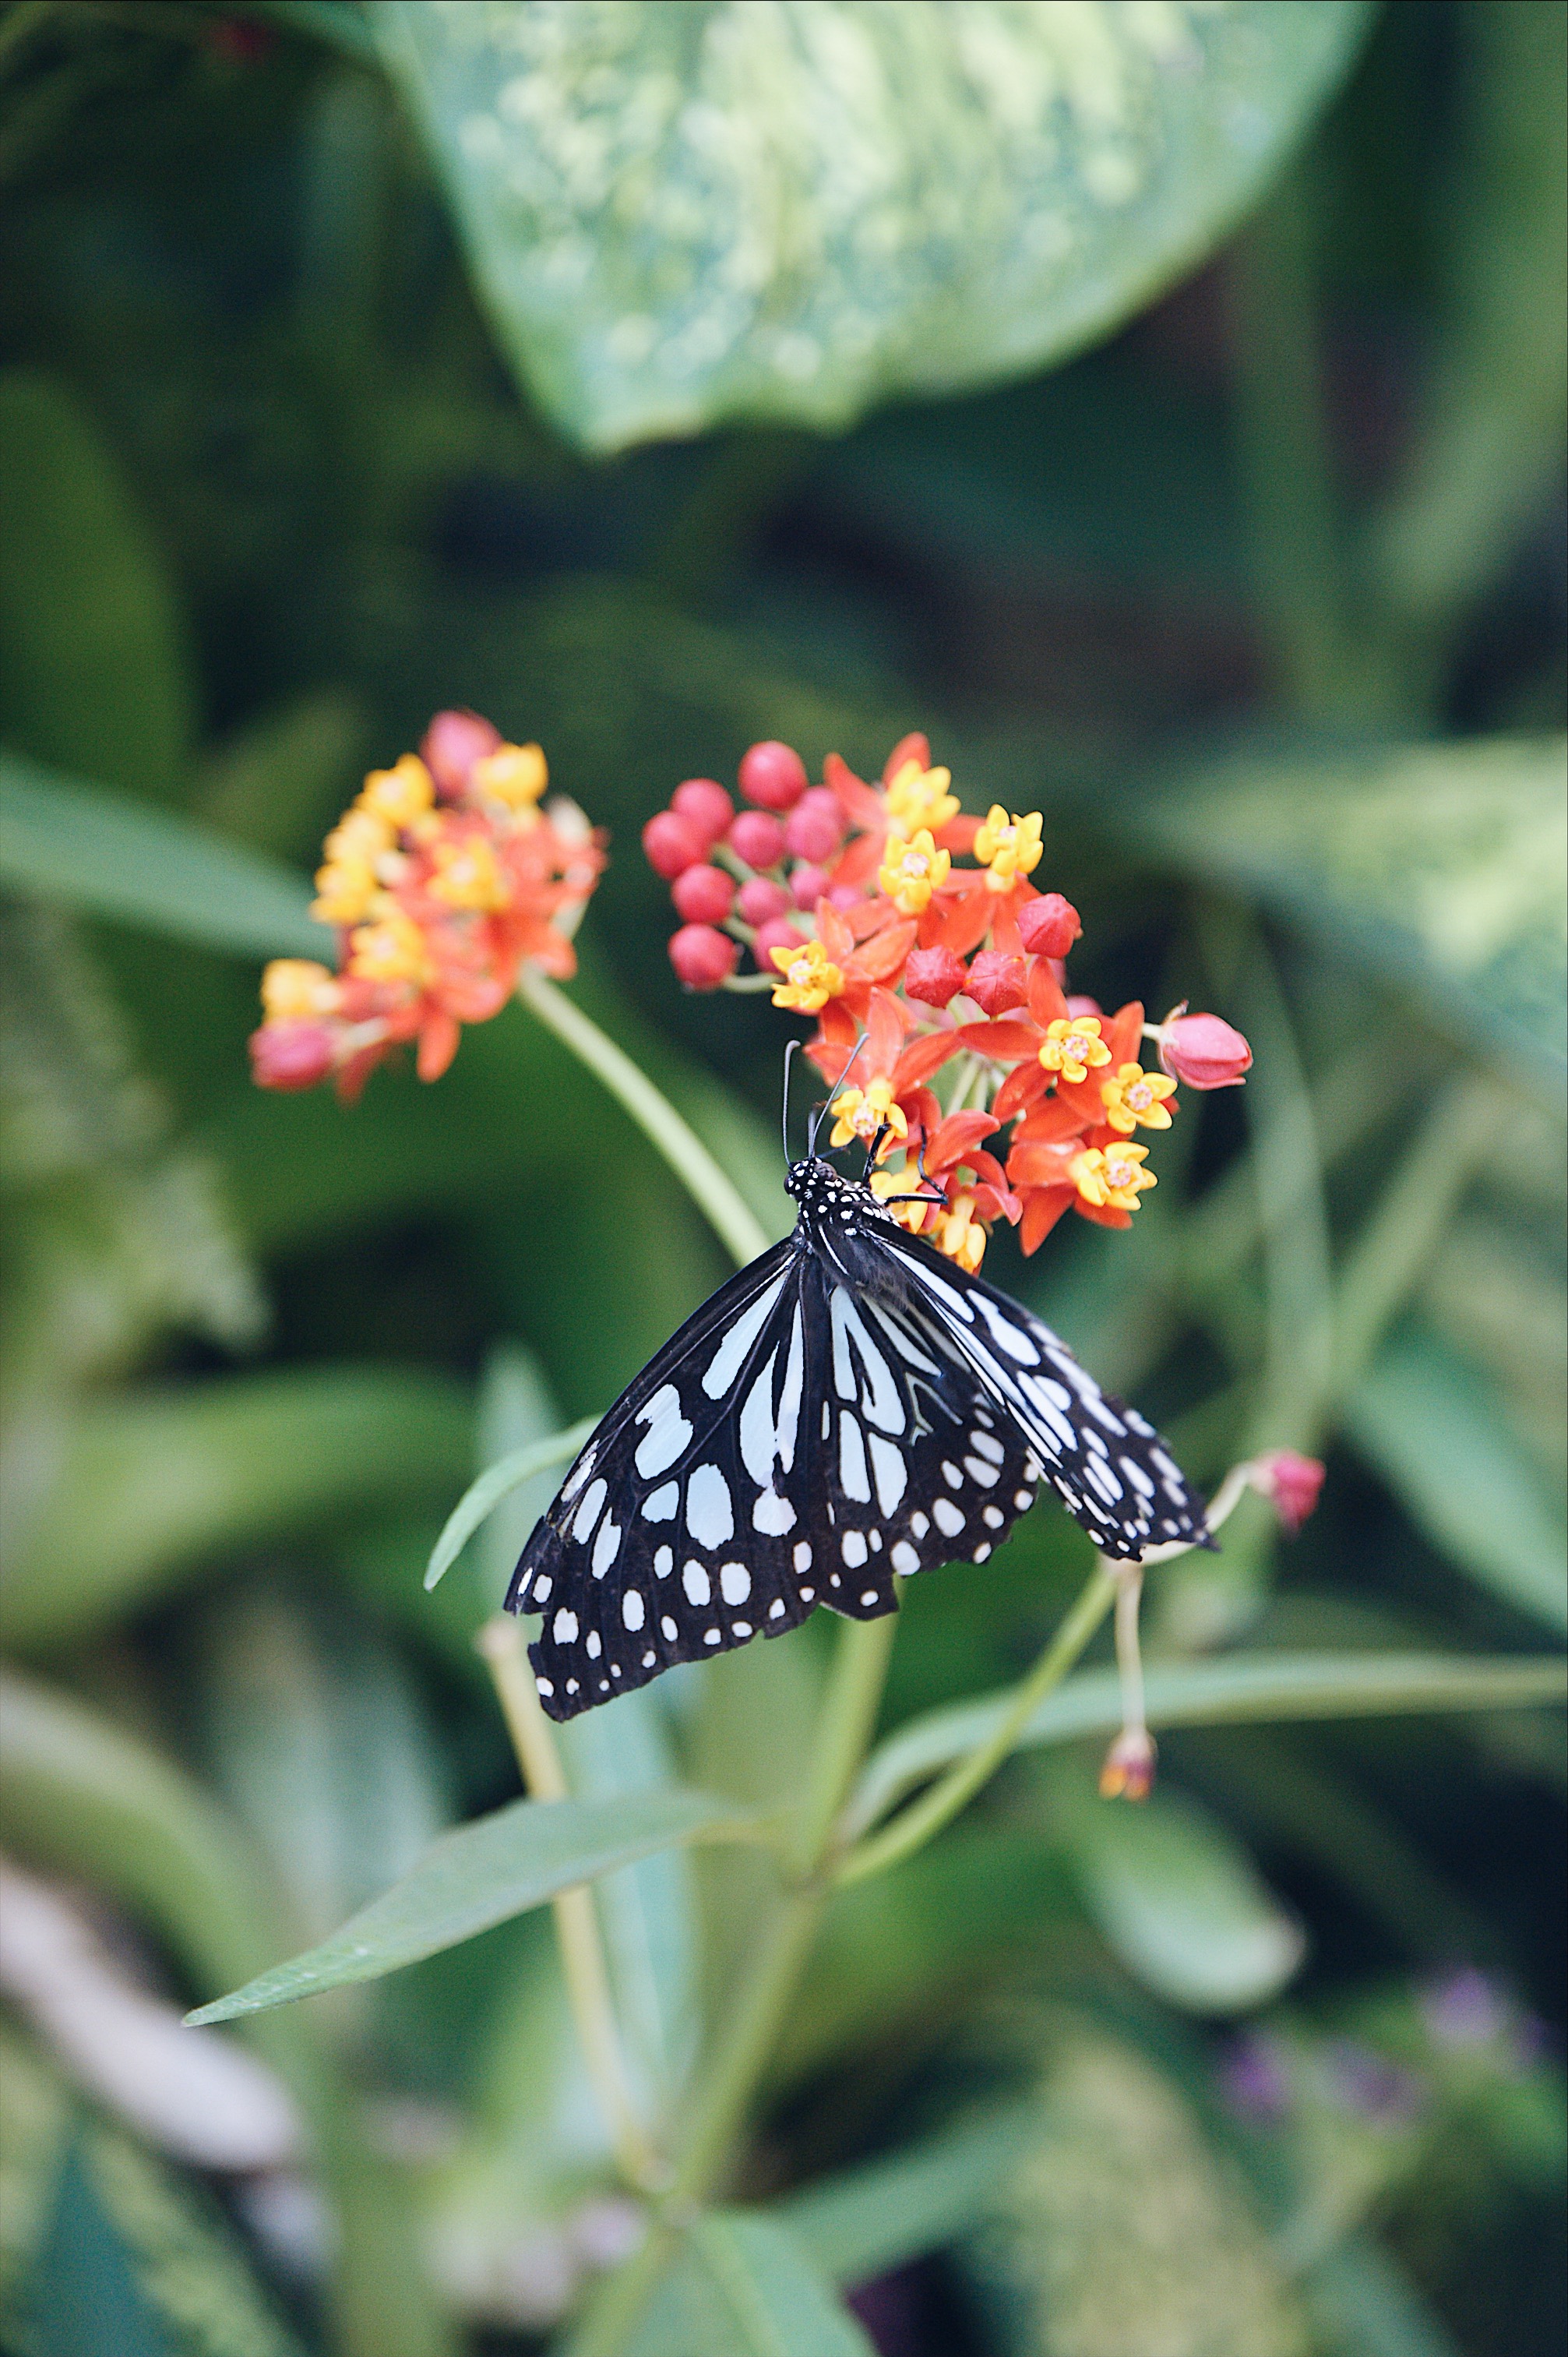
829;1079;907;1153
358;753;435;831
878;827;950;916
428;834;511;912
933;1192;987;1272
347;909;434;986
1038;1014;1112;1085
972;805;1044;893
869;1163;932;1233
311;857;379;926
884;758;959;834
473;742;548;813
1069;1140;1155;1212
261;959;340;1020
1100;1060;1177;1134
770;938;844;1013
323;807;393;864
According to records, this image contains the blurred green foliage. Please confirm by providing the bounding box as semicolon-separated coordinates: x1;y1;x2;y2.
0;5;1563;2356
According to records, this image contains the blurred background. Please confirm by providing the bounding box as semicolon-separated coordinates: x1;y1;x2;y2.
0;4;1563;2355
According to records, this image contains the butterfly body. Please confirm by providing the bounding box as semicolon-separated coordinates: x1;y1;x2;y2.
509;1157;1207;1719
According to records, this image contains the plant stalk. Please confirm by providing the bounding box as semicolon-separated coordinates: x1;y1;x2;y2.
516;967;769;1268
477;1618;664;2193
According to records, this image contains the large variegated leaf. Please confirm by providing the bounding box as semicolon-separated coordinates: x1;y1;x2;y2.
373;1;1370;451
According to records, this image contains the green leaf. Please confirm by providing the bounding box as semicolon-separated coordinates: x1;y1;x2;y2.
0;372;196;801
0;1365;474;1650
1145;736;1568;1098
627;2210;876;2357
185;1788;753;2024
780;2106;1036;2287
1056;1774;1305;2013
849;1650;1568;1837
0;752;329;962
425;1418;596;1590
373;1;1370;453
1346;1325;1568;1634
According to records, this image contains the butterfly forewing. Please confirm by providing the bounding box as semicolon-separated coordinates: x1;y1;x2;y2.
509;1156;1207;1720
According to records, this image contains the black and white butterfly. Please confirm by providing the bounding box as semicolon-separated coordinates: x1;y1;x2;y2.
508;1152;1209;1720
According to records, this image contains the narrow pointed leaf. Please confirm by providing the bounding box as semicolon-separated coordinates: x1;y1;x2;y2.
185;1789;752;2024
424;1418;597;1590
0;752;327;959
626;2209;876;2356
780;2106;1036;2286
850;1651;1568;1836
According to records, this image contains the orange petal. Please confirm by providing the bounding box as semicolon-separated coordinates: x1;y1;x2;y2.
880;732;930;783
954;1019;1039;1060
1020;1188;1074;1254
992;1060;1049;1122
893;1030;963;1093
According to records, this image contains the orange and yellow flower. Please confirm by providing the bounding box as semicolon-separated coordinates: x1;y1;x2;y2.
770;937;845;1013
1098;1061;1177;1133
877;827;950;916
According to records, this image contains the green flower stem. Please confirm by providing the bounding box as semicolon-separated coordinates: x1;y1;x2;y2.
834;1561;1117;1887
477;1618;664;2194
516;967;769;1268
566;1611;902;2357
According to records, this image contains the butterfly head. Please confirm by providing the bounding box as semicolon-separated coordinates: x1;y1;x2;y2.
784;1154;862;1209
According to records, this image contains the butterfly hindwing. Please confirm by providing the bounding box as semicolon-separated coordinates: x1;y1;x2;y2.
867;1223;1208;1560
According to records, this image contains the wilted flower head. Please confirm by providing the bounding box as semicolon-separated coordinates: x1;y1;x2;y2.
641;730;1254;1273
251;711;604;1099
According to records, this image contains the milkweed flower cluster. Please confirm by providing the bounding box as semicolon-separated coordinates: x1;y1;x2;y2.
645;732;1252;1269
251;711;604;1098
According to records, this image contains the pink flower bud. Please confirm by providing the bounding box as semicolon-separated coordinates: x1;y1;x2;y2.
1252;1450;1325;1536
671;778;735;842
965;949;1027;1017
643;810;709;880
1099;1724;1156;1801
784;789;843;864
1066;995;1102;1021
1017;891;1082;959
668;923;739;990
791;863;831;909
904;946;967;1009
728;810;787;870
249;1019;337;1091
738;739;808;811
752;916;803;969
421;708;503;799
738;877;791;926
671;863;735;924
1158;1009;1253;1089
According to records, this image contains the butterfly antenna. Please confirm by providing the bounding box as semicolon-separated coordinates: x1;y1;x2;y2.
808;1028;869;1157
780;1037;800;1163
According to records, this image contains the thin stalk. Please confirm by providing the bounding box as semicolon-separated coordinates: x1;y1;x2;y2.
516;967;769;1268
835;1562;1116;1886
565;1612;903;2357
477;1618;664;2193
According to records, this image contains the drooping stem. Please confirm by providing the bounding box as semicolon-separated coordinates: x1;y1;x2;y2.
477;1618;664;2193
835;1561;1117;1886
516;967;769;1268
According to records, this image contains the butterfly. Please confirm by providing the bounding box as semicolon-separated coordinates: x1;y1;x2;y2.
508;1151;1210;1720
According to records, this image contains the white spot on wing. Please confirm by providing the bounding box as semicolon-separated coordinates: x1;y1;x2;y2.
634;1388;690;1478
891;1540;919;1575
685;1463;734;1547
591;1515;622;1577
642;1482;678;1523
654;1545;673;1576
830;1287;905;1431
869;1434;907;1516
719;1562;751;1604
776;1307;805;1470
974;1296;1040;1364
682;1560;710;1605
841;1530;867;1567
933;1498;964;1539
571;1478;607;1543
752;1490;796;1533
552;1609;579;1642
739;1350;780;1484
622;1590;645;1630
838;1413;872;1502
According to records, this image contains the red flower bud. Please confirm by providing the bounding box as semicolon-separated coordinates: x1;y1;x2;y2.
671;863;735;924
249;1019;336;1091
421;708;502;799
752;916;804;969
965;949;1027;1017
728;810;787;870
738;739;808;811
1252;1450;1325;1536
671;777;735;842
904;945;967;1008
643;809;709;879
783;789;843;864
738;877;791;926
1017;891;1082;959
668;923;740;990
1158;1009;1253;1089
791;863;831;909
